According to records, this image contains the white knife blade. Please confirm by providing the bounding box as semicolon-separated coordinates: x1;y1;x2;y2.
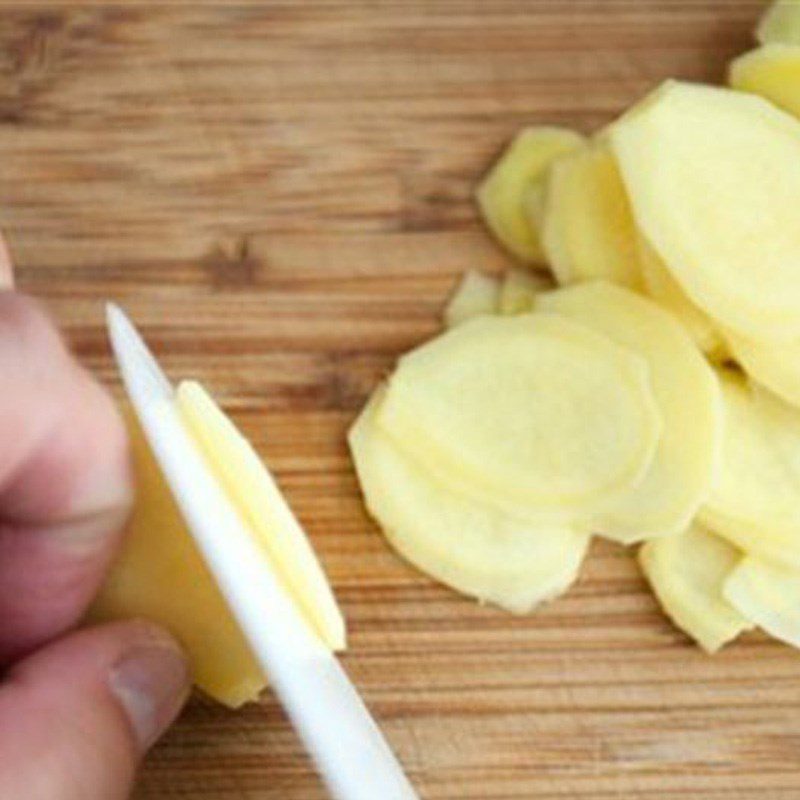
106;303;418;800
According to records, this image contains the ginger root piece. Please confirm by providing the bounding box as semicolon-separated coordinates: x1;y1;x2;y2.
93;386;346;707
91;411;267;708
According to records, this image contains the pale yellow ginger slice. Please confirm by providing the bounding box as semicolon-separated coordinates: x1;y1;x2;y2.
725;327;800;409
444;269;500;328
730;44;800;121
611;80;800;341
93;411;267;708
699;371;800;569
637;235;726;359
724;556;800;647
177;381;346;652
498;268;549;315
538;282;722;542
377;313;662;523
756;0;800;45
477;126;585;263
350;387;591;613
541;141;642;289
640;524;751;653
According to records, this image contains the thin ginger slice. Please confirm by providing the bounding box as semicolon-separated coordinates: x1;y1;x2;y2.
542;141;642;290
537;282;722;543
377;313;662;523
611;80;800;341
350;387;590;613
477;126;585;263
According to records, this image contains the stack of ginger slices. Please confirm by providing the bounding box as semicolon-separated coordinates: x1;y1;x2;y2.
351;1;800;656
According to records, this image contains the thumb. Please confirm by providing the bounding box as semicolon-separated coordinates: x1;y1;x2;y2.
0;620;190;800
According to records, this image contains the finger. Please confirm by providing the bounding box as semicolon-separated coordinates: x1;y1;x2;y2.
0;293;133;662
0;234;13;288
0;620;190;800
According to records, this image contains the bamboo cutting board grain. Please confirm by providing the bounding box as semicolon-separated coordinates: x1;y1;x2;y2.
3;2;799;798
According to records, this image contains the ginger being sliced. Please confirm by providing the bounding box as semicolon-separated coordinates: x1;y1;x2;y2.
377;313;662;523
699;371;800;569
611;80;800;342
730;45;800;121
637;236;726;359
537;282;722;543
756;0;800;46
443;269;500;328
640;524;751;653
541;141;642;290
477;126;585;263
350;387;590;613
92;411;267;708
93;387;346;708
724;556;800;648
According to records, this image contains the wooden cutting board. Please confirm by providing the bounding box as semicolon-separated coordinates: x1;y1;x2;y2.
4;2;799;798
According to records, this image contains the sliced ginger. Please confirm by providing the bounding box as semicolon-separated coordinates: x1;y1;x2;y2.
177;381;346;652
541;141;642;289
477;126;585;263
640;524;751;653
350;388;590;613
730;45;800;121
611;80;800;342
538;282;722;543
377;313;662;523
444;269;500;328
724;556;800;648
93;386;345;707
699;371;800;569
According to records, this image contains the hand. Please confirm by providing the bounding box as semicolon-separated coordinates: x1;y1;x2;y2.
0;238;190;800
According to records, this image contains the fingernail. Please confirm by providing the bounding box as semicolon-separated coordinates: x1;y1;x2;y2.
109;636;191;752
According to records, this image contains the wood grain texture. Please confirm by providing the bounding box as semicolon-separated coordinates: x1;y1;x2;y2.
3;2;798;798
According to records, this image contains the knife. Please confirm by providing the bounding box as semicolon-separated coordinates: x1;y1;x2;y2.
106;303;418;800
